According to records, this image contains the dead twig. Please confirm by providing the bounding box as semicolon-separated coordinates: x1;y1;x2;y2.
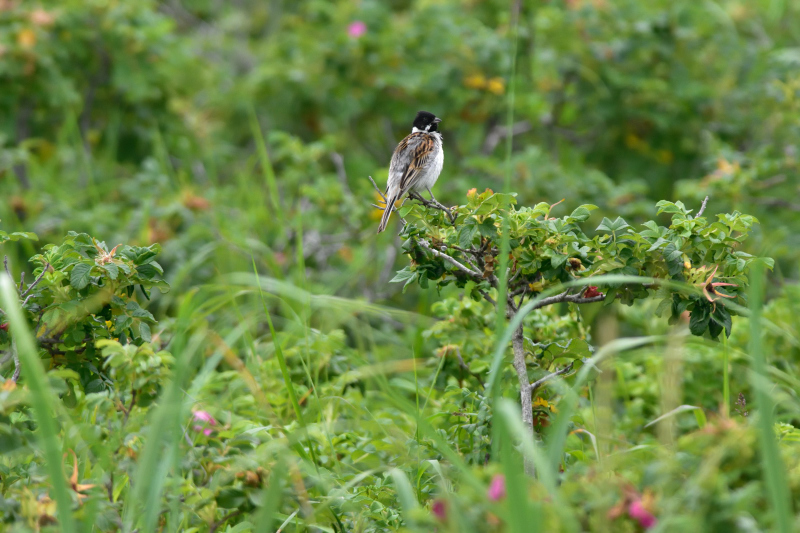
450;346;485;388
415;239;482;279
530;289;606;311
696;196;709;218
528;362;574;394
21;262;49;298
368;175;387;203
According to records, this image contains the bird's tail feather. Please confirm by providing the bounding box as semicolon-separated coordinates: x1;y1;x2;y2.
377;194;399;233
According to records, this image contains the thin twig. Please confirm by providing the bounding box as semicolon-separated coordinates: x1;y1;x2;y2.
408;192;457;224
415;239;482;279
478;289;496;307
210;510;244;533
330;153;353;198
3;256;11;283
696;196;709;218
368;176;387;203
530;290;606;311
451;346;485;389
21;262;48;297
528;362;574;393
11;342;20;382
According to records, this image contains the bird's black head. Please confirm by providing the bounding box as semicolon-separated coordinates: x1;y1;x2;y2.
412;111;441;133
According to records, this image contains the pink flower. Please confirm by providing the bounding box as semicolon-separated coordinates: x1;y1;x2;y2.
192;410;216;436
347;20;367;38
487;474;506;501
431;499;446;521
628;499;657;529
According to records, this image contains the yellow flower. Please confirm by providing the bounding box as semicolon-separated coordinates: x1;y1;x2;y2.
17;28;37;49
486;77;505;95
716;158;740;175
533;397;558;413
464;74;487;90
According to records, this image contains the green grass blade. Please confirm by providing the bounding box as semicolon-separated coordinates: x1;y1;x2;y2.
0;275;77;533
254;455;288;530
252;257;316;466
644;405;706;429
496;400;539;533
748;263;793;532
249;105;282;219
389;468;420;519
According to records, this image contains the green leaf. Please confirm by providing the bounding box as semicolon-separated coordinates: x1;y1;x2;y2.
70;263;94;290
568;204;598;223
139;322;152;342
10;231;38;241
216;487;247;509
101;263;119;280
596;217;630;233
397;204;415;218
689;305;711;336
663;243;684;276
656;200;688;215
458;223;478;249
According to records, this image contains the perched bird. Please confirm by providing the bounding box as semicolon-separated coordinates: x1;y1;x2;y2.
377;111;444;233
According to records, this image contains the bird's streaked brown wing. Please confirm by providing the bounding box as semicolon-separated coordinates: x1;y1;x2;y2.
388;132;438;195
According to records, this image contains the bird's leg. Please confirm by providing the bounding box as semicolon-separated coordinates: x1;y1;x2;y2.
426;187;437;203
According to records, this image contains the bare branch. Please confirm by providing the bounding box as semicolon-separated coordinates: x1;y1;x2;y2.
408;192;457;225
530;290;606;310
21;262;48;297
478;289;496;307
368;176;387;203
482;120;533;154
696;196;709;218
12;350;20;382
330;152;354;198
528;362;574;394
510;325;536;476
753;197;800;211
416;239;482;279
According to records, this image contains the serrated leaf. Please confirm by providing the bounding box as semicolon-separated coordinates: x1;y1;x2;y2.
550;253;568;269
458;224;478;249
70;263;93;290
101;263;119;280
139;322;152;342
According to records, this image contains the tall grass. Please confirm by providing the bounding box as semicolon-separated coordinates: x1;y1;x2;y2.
0;275;76;533
748;263;793;531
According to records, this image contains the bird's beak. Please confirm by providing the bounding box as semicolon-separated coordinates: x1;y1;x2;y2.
433;118;442;124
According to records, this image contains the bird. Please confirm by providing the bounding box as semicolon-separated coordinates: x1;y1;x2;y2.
377;110;444;233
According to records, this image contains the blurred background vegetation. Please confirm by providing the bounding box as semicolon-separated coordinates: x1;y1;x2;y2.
1;0;799;531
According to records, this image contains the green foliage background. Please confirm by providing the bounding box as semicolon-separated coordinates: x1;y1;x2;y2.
0;0;799;531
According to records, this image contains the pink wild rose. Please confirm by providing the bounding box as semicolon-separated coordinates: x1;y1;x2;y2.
487;474;506;501
431;499;446;521
628;499;657;529
348;20;367;38
192;410;217;436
